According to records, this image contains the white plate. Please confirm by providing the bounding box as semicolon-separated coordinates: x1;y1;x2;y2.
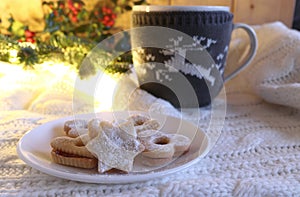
17;111;210;184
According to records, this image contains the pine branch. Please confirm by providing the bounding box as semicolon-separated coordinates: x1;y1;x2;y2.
18;46;38;68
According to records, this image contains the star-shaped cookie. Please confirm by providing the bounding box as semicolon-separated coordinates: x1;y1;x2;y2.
86;120;145;173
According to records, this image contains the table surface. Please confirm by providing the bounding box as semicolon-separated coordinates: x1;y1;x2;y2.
1;91;300;196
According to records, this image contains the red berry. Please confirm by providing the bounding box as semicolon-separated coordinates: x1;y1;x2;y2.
53;10;58;16
108;21;114;27
25;37;35;43
72;9;78;15
71;15;77;22
103;16;110;21
106;9;112;14
25;30;35;38
102;7;108;13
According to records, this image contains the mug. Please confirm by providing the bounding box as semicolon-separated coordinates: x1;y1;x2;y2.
131;5;257;108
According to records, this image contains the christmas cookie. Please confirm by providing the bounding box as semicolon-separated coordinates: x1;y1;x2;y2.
50;135;97;169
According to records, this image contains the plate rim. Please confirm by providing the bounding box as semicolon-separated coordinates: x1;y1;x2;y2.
17;111;210;184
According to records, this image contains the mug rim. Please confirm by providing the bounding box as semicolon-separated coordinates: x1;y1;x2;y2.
132;5;230;12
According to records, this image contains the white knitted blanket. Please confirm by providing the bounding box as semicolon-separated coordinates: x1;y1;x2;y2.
1;22;300;196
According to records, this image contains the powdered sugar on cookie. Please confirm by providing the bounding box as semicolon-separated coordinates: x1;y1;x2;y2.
86;120;144;173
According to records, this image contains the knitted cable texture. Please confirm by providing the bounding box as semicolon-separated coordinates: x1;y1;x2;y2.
1;22;300;196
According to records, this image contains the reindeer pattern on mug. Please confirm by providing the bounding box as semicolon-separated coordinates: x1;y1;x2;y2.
133;35;228;87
